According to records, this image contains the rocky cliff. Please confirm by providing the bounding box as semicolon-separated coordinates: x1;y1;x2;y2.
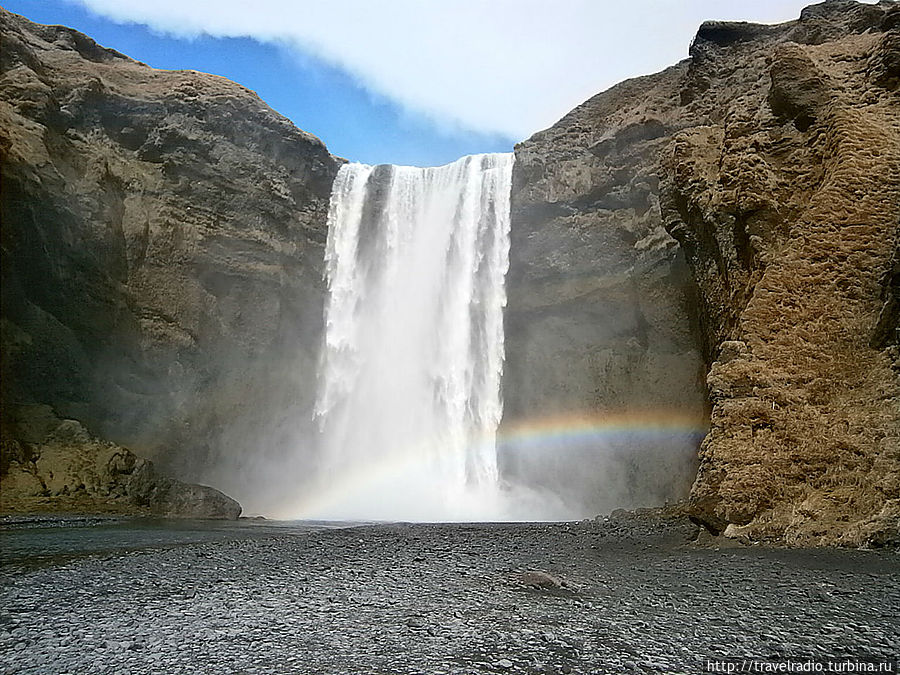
504;59;708;514
0;8;340;515
507;0;899;545
2;3;897;542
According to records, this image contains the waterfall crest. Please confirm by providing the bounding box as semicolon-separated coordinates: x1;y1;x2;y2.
310;153;514;520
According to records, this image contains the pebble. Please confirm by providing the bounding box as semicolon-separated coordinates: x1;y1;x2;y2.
0;519;897;674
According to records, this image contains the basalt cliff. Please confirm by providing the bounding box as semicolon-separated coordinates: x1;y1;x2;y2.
1;2;898;543
0;7;339;516
507;0;899;545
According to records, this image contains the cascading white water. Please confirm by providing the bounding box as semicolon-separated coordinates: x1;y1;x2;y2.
307;153;514;521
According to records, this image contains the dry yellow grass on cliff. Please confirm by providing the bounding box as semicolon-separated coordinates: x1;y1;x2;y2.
683;27;900;546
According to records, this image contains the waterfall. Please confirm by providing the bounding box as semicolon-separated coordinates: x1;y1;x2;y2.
310;153;514;521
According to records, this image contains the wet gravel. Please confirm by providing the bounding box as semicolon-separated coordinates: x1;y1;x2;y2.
0;515;897;674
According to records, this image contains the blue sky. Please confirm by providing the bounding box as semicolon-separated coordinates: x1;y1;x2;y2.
3;1;868;167
3;0;514;165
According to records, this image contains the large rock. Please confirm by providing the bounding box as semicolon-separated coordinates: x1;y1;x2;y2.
0;8;340;512
1;405;241;518
507;0;899;544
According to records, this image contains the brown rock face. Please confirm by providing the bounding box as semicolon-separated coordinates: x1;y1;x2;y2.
509;0;899;545
665;1;900;546
1;405;241;519
0;9;339;512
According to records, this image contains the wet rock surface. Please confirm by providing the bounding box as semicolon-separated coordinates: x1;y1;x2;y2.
0;517;896;674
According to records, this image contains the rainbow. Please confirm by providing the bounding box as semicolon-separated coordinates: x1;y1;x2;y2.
497;409;708;449
276;409;708;521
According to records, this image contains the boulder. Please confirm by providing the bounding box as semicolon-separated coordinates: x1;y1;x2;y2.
0;405;241;519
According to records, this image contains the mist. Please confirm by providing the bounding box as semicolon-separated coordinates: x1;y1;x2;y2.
205;153;707;522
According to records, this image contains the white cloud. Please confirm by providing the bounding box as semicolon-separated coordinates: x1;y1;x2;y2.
70;0;859;139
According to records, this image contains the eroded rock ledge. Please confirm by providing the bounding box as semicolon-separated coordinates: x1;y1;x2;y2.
667;1;900;547
1;405;241;518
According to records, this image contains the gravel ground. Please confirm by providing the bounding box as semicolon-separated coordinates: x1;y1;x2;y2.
0;514;897;674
